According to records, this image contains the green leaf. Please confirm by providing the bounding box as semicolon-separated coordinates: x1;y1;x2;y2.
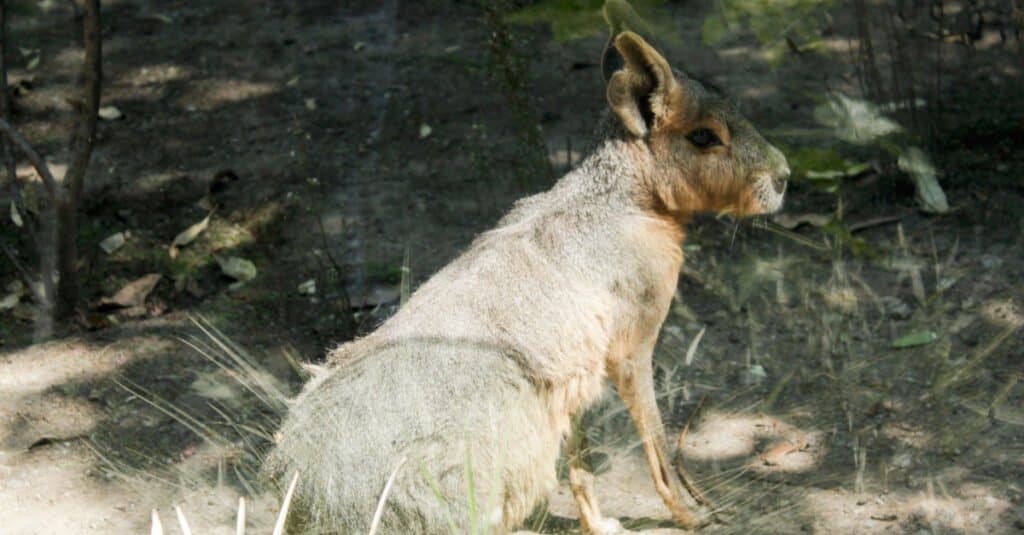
891;330;938;349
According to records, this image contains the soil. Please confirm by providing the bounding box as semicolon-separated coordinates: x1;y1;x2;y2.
1;1;1023;534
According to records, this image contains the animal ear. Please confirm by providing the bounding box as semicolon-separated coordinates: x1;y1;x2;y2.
605;31;677;138
600;0;656;82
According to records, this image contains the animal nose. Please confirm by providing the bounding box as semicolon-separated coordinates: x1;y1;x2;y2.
772;166;790;194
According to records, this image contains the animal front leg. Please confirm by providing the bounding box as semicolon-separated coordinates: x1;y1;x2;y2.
610;344;711;529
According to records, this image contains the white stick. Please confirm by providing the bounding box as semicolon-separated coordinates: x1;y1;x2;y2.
174;505;192;535
368;457;408;535
236;497;246;535
150;510;163;535
272;472;301;535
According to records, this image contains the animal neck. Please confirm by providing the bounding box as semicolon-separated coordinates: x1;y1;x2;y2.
556;128;690;242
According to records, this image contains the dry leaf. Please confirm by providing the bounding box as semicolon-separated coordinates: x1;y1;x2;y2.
10;200;22;227
304;98;317;111
419;124;432;139
216;256;257;282
0;292;20;311
98;105;124;121
99;231;127;254
760;441;801;466
898;146;949;214
100;274;162;309
297;279;316;295
169;213;213;259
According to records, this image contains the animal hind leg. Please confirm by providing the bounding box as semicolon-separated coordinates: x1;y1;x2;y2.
566;414;637;535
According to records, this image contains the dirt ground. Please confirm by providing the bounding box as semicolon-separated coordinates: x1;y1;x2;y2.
1;0;1023;533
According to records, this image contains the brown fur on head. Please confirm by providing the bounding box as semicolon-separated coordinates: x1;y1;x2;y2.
605;31;789;220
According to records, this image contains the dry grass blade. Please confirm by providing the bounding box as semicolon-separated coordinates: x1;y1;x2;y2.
186;314;289;410
684;326;706;366
151;509;164;535
237;497;247;535
368;457;408;535
114;377;230;447
175;505;193;535
272;472;301;535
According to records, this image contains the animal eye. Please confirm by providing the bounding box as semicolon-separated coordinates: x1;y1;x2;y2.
686;128;721;149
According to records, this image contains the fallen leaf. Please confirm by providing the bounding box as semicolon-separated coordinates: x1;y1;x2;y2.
419;123;432;139
10;200;22;227
304;98;317;111
813;92;902;145
772;212;832;230
353;41;367;52
169;212;213;259
216;256;257;282
100;274;162;309
898;146;948;214
98;105;124;121
297;279;316;296
0;292;20;310
99;231;127;254
891;330;938;349
26;55;40;71
760;441;801;466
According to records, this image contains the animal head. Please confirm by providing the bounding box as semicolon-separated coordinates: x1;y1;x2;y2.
601;27;789;218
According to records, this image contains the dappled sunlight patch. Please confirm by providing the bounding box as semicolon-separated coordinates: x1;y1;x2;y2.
123;63;193;87
680;411;825;475
801;477;1017;534
0;336;172;397
16;160;67;184
0;442;149;534
176;79;278;111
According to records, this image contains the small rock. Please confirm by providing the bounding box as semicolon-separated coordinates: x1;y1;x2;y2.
97;105;124;121
880;296;912;320
740;365;768;386
981;254;1003;269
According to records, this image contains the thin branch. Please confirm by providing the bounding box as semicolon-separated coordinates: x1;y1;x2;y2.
63;0;100;204
0;118;60;201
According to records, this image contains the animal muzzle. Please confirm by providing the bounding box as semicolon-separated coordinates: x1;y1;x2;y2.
752;168;788;214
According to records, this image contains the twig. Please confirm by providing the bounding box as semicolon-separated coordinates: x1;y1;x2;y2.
675;394;710;506
848;214;904;233
0;118;59;201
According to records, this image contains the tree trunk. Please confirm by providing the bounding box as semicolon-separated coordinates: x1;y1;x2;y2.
54;0;101;320
55;199;78;320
